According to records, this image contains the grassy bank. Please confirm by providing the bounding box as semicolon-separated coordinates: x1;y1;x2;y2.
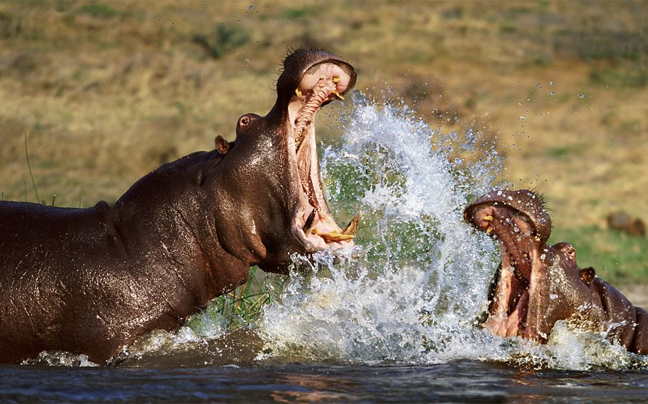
0;0;647;283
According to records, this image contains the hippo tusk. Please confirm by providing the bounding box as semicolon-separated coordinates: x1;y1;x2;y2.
315;230;355;243
342;213;359;236
302;209;316;233
311;213;359;242
331;90;345;101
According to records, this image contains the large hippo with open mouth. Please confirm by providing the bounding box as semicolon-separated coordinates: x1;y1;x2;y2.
464;189;648;354
0;49;357;364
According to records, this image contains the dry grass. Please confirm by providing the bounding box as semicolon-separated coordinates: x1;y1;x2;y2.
1;0;647;232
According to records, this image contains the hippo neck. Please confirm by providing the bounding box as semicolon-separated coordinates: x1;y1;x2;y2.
110;150;252;302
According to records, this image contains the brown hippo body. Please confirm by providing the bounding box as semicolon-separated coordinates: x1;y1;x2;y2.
0;49;357;364
464;189;648;354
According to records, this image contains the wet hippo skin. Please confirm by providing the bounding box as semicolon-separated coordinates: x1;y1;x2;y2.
0;49;357;364
464;189;648;354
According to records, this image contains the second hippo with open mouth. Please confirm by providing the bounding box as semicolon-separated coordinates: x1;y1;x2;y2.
464;189;648;354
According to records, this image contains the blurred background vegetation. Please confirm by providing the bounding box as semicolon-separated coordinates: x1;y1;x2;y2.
0;0;647;285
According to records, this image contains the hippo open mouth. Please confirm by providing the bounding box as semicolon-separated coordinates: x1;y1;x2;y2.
464;189;648;352
284;52;358;251
464;189;553;340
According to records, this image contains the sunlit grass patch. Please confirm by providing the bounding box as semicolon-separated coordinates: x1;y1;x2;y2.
282;7;312;20
590;65;648;89
78;3;118;19
192;23;249;60
544;145;580;158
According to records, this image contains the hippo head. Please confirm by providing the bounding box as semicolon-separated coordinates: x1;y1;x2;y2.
206;49;357;273
463;189;603;342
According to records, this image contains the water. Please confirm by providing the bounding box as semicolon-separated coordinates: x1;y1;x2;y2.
4;94;648;402
2;361;648;403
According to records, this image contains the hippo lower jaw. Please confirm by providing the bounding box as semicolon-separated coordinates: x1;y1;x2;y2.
287;59;357;252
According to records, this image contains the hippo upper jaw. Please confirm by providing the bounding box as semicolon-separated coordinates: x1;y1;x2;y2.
464;190;556;341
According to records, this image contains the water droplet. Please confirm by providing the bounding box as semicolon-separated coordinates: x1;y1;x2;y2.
579;94;585;99
248;5;253;10
550;293;558;300
519;116;525;121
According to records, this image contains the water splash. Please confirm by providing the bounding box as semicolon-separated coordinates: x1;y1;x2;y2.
258;94;501;364
255;94;648;371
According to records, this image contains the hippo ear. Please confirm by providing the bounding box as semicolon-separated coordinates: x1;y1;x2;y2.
215;135;230;155
579;267;596;285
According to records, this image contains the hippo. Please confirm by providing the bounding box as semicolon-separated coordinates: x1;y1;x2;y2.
0;49;357;364
464;189;648;354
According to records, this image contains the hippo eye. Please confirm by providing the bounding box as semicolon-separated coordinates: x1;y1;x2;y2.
239;116;251;127
237;114;259;129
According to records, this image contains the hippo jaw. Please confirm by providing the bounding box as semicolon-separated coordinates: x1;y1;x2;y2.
464;190;555;341
283;53;358;252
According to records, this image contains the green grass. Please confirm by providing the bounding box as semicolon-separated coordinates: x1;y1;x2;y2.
548;226;648;285
282;7;312;19
192;23;249;60
590;66;648;88
198;266;278;331
24;132;41;204
544;145;580;158
78;2;118;19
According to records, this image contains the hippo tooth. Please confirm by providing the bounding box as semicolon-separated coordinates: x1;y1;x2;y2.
316;230;355;242
331;90;345;101
295;88;304;98
332;76;341;83
484;215;494;221
342;213;360;236
486;226;494;235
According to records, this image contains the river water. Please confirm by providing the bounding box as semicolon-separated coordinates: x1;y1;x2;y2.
4;94;648;402
3;361;648;403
